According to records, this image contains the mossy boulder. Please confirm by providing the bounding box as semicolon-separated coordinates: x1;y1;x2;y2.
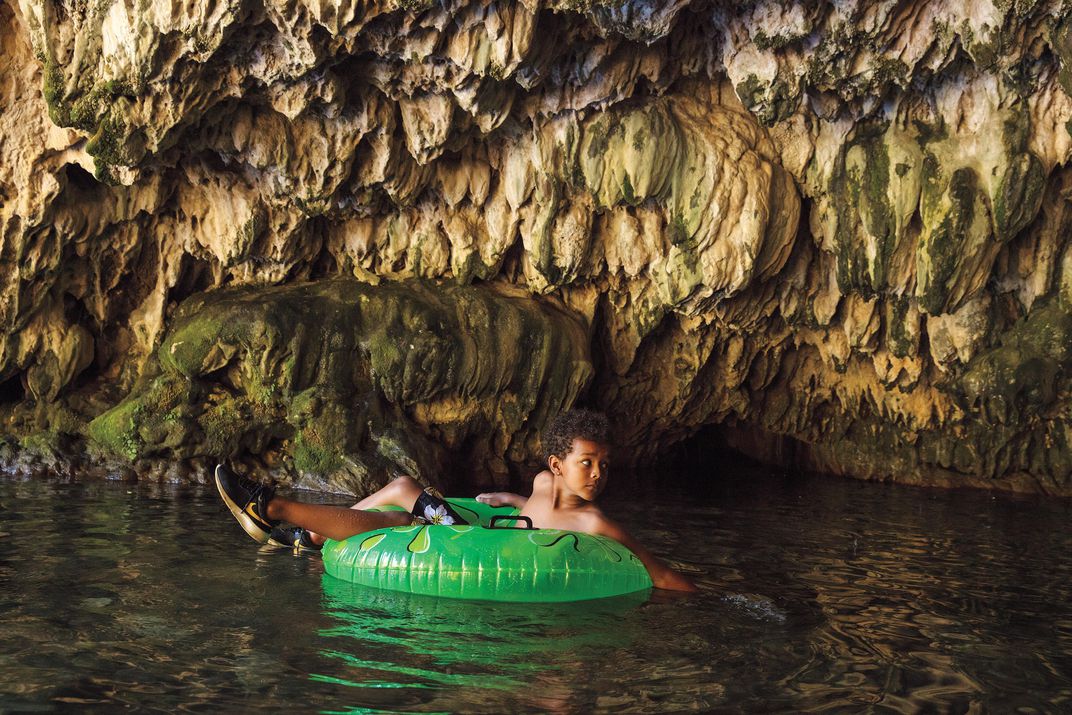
87;278;592;492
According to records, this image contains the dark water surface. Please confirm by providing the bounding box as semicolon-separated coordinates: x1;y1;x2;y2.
1;467;1071;713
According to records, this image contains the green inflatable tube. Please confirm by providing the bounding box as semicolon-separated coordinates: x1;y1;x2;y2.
322;498;653;602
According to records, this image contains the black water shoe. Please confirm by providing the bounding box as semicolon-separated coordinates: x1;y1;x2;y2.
268;526;322;552
215;464;278;544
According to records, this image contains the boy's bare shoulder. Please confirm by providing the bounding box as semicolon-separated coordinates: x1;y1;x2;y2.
576;508;632;541
571;504;613;533
530;469;553;490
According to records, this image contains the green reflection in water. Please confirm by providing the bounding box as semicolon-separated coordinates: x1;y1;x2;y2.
314;574;651;710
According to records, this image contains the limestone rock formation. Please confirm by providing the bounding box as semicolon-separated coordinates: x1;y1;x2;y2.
87;279;590;489
1;0;1070;494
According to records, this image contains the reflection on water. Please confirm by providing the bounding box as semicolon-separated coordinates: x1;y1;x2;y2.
1;470;1071;712
316;580;650;712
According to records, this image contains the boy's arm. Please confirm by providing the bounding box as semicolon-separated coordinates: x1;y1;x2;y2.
475;492;528;509
593;517;698;592
476;470;551;509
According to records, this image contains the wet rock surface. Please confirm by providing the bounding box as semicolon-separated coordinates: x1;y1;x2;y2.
1;0;1070;493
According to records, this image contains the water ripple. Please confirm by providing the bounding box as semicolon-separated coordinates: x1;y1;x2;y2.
1;475;1071;711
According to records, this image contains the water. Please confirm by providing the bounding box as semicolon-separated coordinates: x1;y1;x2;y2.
1;467;1071;712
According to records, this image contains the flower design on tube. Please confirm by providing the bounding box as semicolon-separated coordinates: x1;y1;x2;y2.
424;504;454;525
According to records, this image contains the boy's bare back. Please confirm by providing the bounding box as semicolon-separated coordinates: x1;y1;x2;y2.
478;437;697;592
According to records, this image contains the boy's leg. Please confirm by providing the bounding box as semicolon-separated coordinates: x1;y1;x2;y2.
291;476;448;548
266;497;411;541
350;475;427;511
215;467;466;546
216;466;412;545
354;475;467;525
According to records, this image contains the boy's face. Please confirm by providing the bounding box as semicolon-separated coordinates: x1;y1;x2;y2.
552;438;612;502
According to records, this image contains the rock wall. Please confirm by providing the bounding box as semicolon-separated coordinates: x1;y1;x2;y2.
1;0;1070;494
86;279;591;489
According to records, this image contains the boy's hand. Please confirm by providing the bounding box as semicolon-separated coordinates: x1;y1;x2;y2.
475;492;521;508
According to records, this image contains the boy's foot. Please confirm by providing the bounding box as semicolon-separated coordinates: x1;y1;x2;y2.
268;526;322;552
214;464;278;543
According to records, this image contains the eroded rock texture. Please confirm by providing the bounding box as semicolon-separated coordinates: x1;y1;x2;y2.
87;279;590;488
1;0;1071;493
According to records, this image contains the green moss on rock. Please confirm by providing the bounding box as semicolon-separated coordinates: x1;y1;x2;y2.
1055;17;1072;94
885;296;916;358
955;300;1072;423
827;122;923;296
993;152;1045;241
87;374;191;460
89;278;592;487
917;166;981;314
734;74;798;126
41;58;138;163
85;114;128;173
832;135;891;293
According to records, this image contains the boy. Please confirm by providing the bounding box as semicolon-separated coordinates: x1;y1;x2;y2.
216;409;697;592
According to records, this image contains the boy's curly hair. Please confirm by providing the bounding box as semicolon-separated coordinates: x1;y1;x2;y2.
542;409;611;460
